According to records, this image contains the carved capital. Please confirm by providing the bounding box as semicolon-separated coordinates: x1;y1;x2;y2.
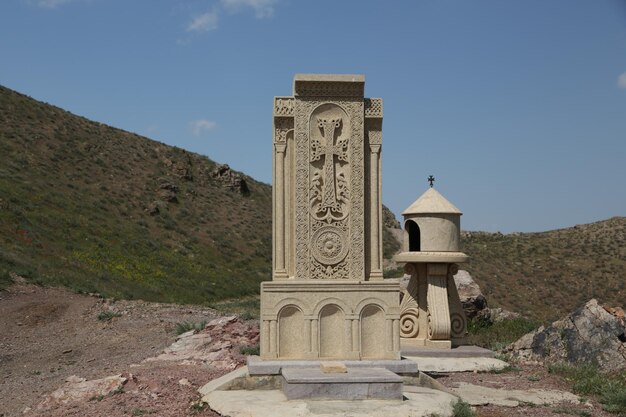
275;143;287;153
274;97;294;117
364;98;383;118
369;144;381;154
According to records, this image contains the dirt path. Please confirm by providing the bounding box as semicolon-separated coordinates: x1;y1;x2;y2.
0;283;218;416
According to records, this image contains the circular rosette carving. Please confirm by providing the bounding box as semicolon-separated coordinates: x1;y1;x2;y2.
400;308;419;338
450;312;466;338
448;263;459;277
311;226;348;265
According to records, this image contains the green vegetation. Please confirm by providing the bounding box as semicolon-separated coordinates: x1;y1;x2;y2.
552;407;591;417
190;401;206;413
175;320;207;335
467;316;538;351
451;399;476;417
97;311;122;321
0;85;271;305
461;220;626;322
209;296;260;319
549;363;626;414
239;345;260;355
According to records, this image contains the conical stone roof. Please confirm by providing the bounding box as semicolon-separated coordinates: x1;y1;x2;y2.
402;187;462;215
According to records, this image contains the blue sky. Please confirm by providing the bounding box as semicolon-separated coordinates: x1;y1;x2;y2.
1;0;625;233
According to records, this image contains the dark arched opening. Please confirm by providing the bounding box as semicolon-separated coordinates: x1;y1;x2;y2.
406;220;420;251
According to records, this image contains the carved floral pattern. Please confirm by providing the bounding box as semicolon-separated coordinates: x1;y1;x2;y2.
274;97;294;116
311;226;348;265
364;98;383;118
274;118;293;143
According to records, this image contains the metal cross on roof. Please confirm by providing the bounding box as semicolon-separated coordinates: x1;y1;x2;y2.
427;175;435;187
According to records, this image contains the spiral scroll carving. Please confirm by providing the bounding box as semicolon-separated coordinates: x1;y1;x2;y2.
400;308;419;338
400;273;419;339
450;312;466;338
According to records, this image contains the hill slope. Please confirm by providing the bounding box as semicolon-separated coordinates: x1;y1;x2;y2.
2;85;623;321
461;217;626;322
0;85;272;303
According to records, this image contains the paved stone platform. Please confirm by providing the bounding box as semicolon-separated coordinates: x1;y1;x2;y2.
202;388;459;417
281;367;403;400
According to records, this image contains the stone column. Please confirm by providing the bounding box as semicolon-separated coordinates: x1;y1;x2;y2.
310;318;319;356
369;143;383;280
426;264;451;340
352;319;359;353
274;142;287;278
269;319;277;357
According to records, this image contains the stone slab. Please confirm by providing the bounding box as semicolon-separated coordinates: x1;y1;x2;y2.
247;356;417;375
198;366;249;396
320;361;347;373
451;382;579;407
203;388;458;417
401;345;494;358
281;367;403;400
282;367;402;383
404;356;509;373
394;251;469;263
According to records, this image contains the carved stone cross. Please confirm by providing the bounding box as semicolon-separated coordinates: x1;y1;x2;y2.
311;117;348;212
428;175;435;188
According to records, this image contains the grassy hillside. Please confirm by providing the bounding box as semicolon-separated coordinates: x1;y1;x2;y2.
461;217;626;322
2;85;623;322
0;85;272;303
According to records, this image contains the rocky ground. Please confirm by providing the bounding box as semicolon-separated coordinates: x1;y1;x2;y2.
0;282;619;417
0;282;257;417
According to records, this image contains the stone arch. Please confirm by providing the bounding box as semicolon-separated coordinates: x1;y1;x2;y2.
312;297;351;317
278;304;306;359
356;297;389;315
405;219;421;251
319;303;346;358
360;304;386;359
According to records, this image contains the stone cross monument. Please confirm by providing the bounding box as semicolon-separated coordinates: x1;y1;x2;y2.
260;74;400;360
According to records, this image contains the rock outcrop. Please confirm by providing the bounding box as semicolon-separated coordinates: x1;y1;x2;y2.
453;270;489;320
212;164;249;194
506;299;626;372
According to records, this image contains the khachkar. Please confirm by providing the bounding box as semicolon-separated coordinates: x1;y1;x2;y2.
393;180;469;349
260;74;400;360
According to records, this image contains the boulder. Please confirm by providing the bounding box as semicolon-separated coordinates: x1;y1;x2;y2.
506;299;626;372
478;307;521;323
453;270;488;320
37;374;127;410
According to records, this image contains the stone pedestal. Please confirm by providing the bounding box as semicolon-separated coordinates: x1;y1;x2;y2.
281;367;403;400
396;255;469;349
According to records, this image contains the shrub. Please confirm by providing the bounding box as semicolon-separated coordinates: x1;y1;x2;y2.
467;316;538;351
97;311;122;321
175;320;207;335
239;345;260;356
451;399;476;417
549;363;626;414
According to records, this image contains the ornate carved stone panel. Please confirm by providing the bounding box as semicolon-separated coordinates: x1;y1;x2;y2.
272;75;381;282
295;98;364;280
